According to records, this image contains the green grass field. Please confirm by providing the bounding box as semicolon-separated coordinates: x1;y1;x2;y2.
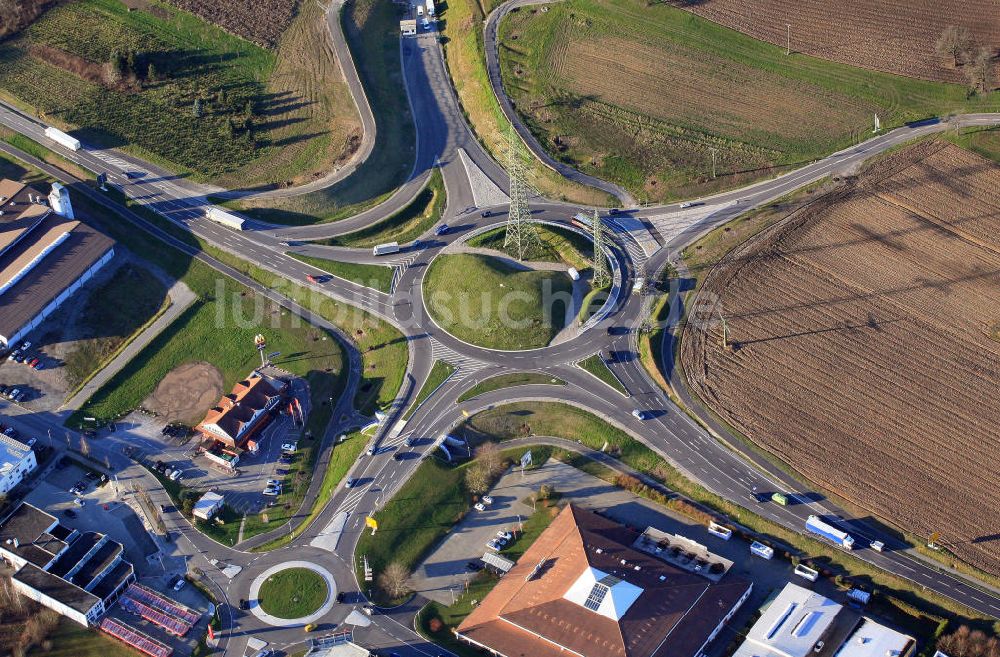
424;253;572;350
0;0;275;181
577;353;627;395
945;126;1000;164
457;372;566;402
258;567;328;618
228;0;416;225
404;360;456;420
60;263;168;391
468;225;593;269
287;253;395;293
26;617;140;657
498;0;1000;202
319;167;446;247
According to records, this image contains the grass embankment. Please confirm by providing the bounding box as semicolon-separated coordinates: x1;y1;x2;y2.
60;263;168;390
26;616;138;657
404;360;456;420
229;0;415;225
462;402;994;625
257;568;329;619
252;430;367;551
0;126;92;180
457;372;565;402
945;126;1000;164
355;446;553;603
416;497;562;656
577;353;627;395
424;253;572;350
496;0;1000;202
468;224;592;269
0;0;350;186
439;0;613;205
287;253;395;293
319;167;447;247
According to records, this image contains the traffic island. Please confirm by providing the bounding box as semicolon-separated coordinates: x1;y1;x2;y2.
249;562;336;627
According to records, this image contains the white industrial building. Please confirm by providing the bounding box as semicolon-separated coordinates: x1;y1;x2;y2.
0;503;135;626
733;583;915;657
192;491;224;520
0;179;114;351
0;432;36;495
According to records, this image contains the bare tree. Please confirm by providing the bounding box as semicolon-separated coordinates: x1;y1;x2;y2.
378;562;412;599
966;47;995;93
475;442;505;477
79;435;90;457
936;25;973;67
465;463;491;495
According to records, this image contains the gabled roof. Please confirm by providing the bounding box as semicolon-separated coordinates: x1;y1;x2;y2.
458;505;752;657
196;373;280;443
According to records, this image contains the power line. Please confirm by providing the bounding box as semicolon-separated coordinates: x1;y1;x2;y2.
504;129;541;260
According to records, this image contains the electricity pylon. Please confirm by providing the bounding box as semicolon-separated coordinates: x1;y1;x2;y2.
591;209;610;288
504;129;540;260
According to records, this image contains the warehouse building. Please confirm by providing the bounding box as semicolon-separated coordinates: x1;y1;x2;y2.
0;502;135;626
457;505;752;657
733;583;915;657
0;431;37;495
0;179;115;351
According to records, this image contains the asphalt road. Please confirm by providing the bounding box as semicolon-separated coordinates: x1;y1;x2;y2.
0;5;999;654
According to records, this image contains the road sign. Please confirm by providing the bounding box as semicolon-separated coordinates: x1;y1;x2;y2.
520;451;532;468
365;516;378;534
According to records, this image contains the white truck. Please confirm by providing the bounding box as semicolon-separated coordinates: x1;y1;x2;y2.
373;242;400;256
44;127;81;152
425;0;435;15
205;206;246;230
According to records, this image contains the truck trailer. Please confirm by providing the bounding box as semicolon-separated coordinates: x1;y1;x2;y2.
805;515;855;549
425;0;435;15
44;127;81;152
205;206;246;230
373;242;400;256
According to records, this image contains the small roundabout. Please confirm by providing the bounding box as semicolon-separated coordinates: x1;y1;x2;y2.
248;561;336;627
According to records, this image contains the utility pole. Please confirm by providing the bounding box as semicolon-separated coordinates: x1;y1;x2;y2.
873;113;881;133
591;209;610;288
786;24;791;55
504;129;541;260
709;148;719;179
718;308;729;350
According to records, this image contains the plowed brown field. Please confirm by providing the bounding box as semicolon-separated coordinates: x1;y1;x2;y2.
163;0;299;48
681;141;1000;574
680;0;1000;84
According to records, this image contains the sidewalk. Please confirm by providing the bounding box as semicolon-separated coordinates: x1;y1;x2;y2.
61;278;197;411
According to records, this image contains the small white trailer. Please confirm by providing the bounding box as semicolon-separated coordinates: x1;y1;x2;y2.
205;206;246;230
44;127;81;151
373;242;400;256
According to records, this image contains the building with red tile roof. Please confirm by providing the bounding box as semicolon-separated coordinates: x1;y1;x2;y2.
457;505;752;657
195;373;284;449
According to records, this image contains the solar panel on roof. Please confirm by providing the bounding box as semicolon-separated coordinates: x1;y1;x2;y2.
583;582;609;611
599;573;622;587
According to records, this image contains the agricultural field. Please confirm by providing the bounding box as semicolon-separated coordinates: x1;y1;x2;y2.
0;0;359;188
680;141;1000;575
681;0;1000;84
497;0;1000;202
160;0;298;48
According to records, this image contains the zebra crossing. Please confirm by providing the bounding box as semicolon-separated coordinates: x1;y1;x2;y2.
91;150;134;172
430;339;490;382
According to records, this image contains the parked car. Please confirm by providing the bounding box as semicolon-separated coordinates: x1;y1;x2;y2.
73;498;85;507
281;442;297;453
30;358;43;370
263;486;279;496
18;341;31;351
169;469;182;481
481;495;493;505
7;350;21;362
0;385;9;397
496;530;512;541
486;538;504;551
474;502;486;512
173;578;186;592
13;391;26;403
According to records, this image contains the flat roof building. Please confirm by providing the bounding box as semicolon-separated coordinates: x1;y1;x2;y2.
0;432;37;495
192;491;224;521
0;179;114;350
834;618;916;657
0;503;134;627
457;505;752;657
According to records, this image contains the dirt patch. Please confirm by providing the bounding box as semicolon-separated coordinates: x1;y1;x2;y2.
681;140;1000;575
143;361;224;425
120;0;170;20
160;0;299;48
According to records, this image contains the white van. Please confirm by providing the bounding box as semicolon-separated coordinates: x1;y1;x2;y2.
416;5;424;16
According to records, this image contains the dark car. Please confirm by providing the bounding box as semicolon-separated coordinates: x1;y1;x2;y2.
480;210;491;218
239;599;249;610
434;223;449;236
393;451;405;461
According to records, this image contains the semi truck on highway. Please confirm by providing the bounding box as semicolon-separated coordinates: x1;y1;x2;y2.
44;127;81;151
805;514;855;549
373;242;400;256
205;207;246;230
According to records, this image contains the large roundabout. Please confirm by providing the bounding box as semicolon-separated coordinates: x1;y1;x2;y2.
248;562;337;627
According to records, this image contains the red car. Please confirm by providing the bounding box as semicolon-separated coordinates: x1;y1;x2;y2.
27;357;39;368
306;274;319;283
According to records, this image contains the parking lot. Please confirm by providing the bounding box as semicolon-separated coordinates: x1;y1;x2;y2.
411;457;845;656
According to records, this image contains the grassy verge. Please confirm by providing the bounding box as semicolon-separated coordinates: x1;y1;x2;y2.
319;167;446;247
0;127;93;181
424;253;572;350
287;252;395;293
251;430;367;551
26;616;139;657
355;446;552;603
577;353;626;395
462;402;994;623
944;125;1000;164
229;0;415;225
467;224;592;269
404;360;456;420
496;0;1000;202
439;0;613;206
457;372;566;402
